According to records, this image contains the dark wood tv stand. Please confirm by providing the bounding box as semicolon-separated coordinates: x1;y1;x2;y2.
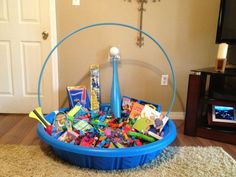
184;67;236;145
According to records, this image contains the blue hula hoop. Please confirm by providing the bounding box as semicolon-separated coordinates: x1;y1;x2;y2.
38;22;176;116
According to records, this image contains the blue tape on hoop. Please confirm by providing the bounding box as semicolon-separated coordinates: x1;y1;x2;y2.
38;22;176;116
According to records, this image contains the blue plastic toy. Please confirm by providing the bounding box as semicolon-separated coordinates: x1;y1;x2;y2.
36;22;177;170
110;47;121;118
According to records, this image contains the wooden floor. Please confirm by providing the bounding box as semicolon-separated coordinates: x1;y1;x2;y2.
0;114;235;159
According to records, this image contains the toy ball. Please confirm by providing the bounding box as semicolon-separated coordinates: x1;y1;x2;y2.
110;47;120;57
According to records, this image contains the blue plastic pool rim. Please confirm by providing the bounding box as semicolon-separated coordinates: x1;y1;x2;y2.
37;119;176;158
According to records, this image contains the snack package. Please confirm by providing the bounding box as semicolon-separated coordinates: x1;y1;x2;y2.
73;102;89;118
129;102;144;119
121;96;137;115
90;65;100;111
58;130;79;143
121;96;161;115
73;120;93;132
54;112;67;131
140;105;169;132
132;116;153;132
67;86;90;109
137;100;161;112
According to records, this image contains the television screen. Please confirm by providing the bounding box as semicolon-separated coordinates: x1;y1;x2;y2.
227;45;236;65
216;0;236;44
212;105;236;124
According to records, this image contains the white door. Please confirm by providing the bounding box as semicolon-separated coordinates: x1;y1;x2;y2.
0;0;58;113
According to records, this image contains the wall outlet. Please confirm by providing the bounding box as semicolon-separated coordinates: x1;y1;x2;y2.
72;0;80;6
161;74;168;86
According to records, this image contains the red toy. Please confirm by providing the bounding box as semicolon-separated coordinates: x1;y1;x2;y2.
80;136;94;147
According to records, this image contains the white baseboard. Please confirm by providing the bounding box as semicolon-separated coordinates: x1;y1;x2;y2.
163;112;185;120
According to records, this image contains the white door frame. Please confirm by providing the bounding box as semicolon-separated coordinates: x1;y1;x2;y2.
48;0;59;110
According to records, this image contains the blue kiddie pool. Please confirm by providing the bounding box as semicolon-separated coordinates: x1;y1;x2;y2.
37;22;177;170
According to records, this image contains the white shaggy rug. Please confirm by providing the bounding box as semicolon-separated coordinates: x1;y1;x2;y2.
0;145;235;177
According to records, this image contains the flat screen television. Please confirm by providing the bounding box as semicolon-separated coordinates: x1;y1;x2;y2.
227;45;236;65
216;0;236;44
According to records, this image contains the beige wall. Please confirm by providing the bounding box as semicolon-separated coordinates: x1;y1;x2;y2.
56;0;220;112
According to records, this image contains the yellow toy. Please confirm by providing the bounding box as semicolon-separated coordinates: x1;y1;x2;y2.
29;107;52;135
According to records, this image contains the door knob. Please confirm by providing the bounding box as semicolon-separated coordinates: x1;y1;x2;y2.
42;31;49;40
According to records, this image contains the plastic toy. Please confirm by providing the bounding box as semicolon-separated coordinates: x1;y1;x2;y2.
113;141;125;148
73;120;93;131
90;64;100;111
29;107;52;135
36;22;177;170
128;131;156;143
80;136;94;147
147;131;163;140
67;86;90;109
90;119;108;128
110;47;121;118
67;103;81;121
135;139;142;146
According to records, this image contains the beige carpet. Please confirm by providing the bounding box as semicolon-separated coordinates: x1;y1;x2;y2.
0;144;235;177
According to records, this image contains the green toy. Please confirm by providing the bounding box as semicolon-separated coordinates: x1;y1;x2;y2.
128;131;156;143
